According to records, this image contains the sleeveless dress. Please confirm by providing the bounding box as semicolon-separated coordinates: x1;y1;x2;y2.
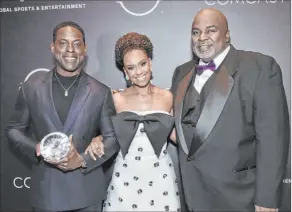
103;110;180;211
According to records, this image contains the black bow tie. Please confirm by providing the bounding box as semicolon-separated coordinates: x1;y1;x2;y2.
111;112;174;158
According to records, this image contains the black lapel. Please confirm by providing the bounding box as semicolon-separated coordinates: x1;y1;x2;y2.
62;71;91;133
40;70;63;131
174;66;195;155
188;45;239;157
182;75;200;119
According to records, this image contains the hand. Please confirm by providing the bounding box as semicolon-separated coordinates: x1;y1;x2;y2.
111;89;119;94
45;157;68;171
36;143;41;156
111;89;123;94
169;128;176;143
169;110;176;142
85;135;105;160
45;135;84;171
255;205;278;212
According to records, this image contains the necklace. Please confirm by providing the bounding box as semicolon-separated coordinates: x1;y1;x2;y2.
54;71;80;97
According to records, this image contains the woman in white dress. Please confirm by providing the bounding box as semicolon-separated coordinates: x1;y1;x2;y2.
86;32;182;211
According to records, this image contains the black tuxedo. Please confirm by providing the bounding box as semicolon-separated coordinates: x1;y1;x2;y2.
171;45;290;211
7;70;119;211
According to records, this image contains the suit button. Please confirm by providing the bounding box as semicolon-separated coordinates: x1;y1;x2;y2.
187;157;191;161
191;123;196;127
82;136;86;139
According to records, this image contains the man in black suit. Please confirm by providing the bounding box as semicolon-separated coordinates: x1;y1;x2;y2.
171;8;289;211
6;21;119;211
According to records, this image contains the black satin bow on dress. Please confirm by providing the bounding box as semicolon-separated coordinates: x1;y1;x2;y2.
111;111;175;158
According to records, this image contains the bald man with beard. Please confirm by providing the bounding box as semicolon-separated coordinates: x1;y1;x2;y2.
171;8;289;211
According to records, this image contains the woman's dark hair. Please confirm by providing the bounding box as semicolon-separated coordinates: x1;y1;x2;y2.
115;32;153;67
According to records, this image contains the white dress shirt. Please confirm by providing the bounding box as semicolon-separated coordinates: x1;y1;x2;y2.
194;45;230;93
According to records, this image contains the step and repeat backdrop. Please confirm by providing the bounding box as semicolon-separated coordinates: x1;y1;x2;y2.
0;0;290;211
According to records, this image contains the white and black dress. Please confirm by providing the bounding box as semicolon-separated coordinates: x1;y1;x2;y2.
103;110;180;212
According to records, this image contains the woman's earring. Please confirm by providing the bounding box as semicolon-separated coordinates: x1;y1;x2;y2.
125;75;129;80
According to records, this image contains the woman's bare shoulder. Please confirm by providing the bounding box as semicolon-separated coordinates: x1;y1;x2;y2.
153;86;173;111
112;89;124;101
112;88;133;104
155;87;173;100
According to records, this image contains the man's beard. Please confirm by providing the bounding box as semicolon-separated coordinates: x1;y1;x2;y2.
193;42;215;62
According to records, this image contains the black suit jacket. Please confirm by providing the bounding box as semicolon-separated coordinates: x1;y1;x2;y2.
6;70;119;211
171;45;290;211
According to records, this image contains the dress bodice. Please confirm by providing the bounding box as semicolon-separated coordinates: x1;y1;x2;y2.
111;110;174;158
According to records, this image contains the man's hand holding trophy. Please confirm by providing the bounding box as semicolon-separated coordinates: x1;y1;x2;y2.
37;132;86;171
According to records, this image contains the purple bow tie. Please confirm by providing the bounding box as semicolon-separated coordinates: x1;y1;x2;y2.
196;60;216;75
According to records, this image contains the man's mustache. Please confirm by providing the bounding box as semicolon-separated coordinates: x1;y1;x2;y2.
195;41;213;47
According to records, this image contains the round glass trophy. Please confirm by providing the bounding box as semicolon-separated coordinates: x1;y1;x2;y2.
40;132;71;161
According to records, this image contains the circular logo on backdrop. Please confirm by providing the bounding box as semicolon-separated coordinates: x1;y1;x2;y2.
19;68;50;89
116;1;161;16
